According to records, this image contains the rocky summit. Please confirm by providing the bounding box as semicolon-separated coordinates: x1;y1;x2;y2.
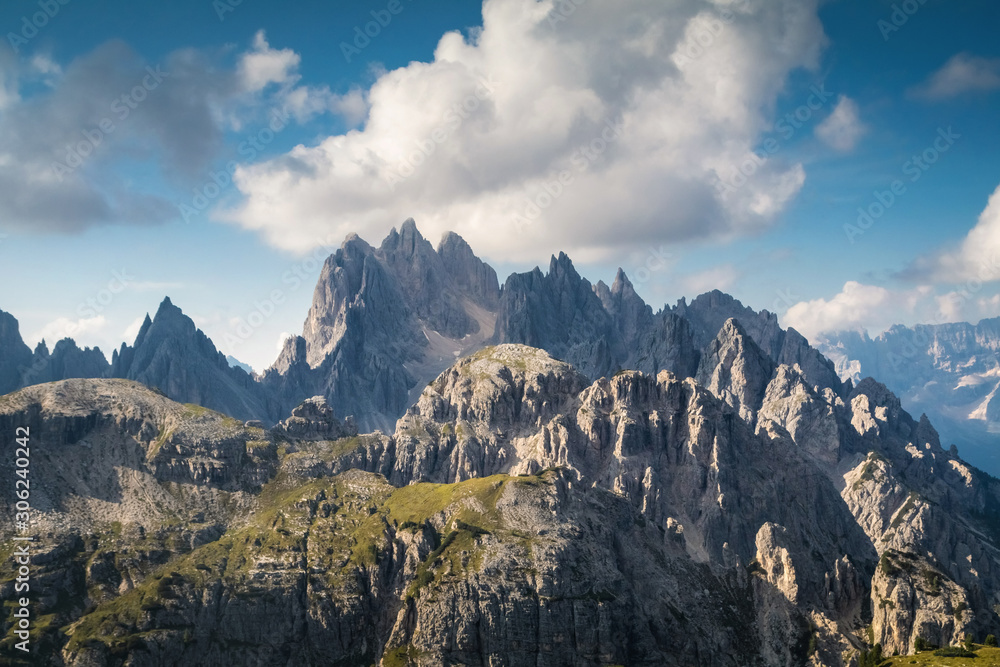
3;224;1000;666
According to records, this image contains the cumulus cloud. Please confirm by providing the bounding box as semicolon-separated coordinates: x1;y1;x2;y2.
911;53;1000;101
815;95;866;152
33;316;108;346
904;182;1000;284
223;0;827;263
782;279;1000;341
0;33;354;235
238;31;301;93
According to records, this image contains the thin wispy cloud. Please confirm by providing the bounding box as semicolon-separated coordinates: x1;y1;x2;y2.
815;95;866;152
910;53;1000;101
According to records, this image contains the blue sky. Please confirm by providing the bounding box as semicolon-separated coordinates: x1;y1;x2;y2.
0;0;999;371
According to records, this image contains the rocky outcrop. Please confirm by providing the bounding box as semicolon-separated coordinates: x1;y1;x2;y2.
675;290;842;393
495;255;700;381
0;309;111;393
494;253;620;379
273;395;357;441
696;318;775;423
55;469;811;667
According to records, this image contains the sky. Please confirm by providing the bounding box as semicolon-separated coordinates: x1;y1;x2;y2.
0;0;999;372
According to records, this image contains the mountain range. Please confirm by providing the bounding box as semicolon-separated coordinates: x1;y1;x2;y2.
0;220;842;437
818;321;1000;475
3;222;1000;665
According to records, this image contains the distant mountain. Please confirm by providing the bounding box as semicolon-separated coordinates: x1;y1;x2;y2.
817;320;1000;474
225;355;253;374
0;308;34;394
110;297;283;423
0;307;109;392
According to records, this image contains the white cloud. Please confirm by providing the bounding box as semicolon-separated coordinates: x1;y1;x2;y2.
681;264;741;295
223;0;827;264
234;31;365;126
906;182;1000;284
911;53;1000;101
815;95;866;152
276;331;294;353
782;279;1000;341
238;31;301;93
33;316;108;346
782;281;948;340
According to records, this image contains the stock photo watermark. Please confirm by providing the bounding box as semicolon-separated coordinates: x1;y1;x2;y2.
546;0;589;28
213;0;244;22
50;65;169;180
844;126;960;244
884;255;1000;370
384;77;497;191
628;246;672;288
178;107;291;223
673;0;749;67
716;83;833;198
512;118;624;230
224;235;341;348
340;0;415;63
6;0;71;54
878;0;929;42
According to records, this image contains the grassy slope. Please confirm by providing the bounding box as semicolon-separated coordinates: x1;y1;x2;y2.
885;646;1000;666
62;469;550;655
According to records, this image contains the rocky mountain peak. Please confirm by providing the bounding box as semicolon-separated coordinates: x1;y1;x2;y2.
610;267;634;295
108;297;280;423
379;217;433;260
548;251;582;284
696;317;776;422
407;344;588;431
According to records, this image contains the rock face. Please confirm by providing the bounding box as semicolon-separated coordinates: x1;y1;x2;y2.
265;220;501;433
818;319;1000;476
4;342;1000;665
0;308;34;394
9;224;1000;662
495;257;701;381
27;339;111;384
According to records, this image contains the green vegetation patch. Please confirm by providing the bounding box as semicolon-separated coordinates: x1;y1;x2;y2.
66;469;551;655
882;644;1000;665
